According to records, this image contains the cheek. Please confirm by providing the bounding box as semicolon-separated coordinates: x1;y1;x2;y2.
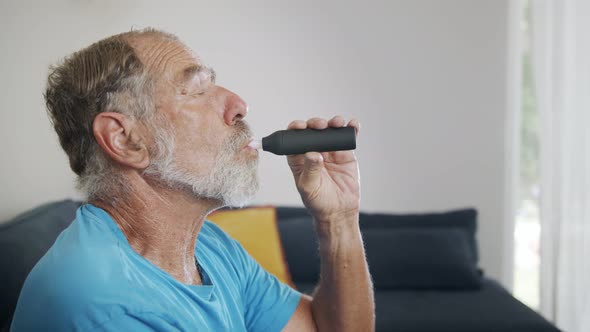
169;94;229;168
174;119;228;172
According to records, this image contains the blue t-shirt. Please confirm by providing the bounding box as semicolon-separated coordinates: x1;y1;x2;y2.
11;204;301;331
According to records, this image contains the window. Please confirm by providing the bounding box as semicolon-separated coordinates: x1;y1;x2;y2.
513;0;541;310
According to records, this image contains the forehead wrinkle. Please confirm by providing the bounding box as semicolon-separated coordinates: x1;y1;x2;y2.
154;47;188;79
140;40;170;69
140;39;190;79
154;49;188;80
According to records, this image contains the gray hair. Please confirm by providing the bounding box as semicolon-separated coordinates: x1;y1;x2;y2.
45;28;177;204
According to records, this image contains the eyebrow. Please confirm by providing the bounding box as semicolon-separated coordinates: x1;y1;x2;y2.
179;65;216;85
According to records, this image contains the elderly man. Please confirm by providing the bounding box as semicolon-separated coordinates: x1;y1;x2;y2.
11;29;374;331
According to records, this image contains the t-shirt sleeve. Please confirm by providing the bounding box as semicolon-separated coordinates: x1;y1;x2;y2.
214;227;301;332
236;240;302;331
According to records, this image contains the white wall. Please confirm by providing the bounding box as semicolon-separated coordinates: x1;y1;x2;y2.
0;0;511;284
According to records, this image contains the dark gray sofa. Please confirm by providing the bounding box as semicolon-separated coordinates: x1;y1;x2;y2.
275;207;560;332
0;200;560;331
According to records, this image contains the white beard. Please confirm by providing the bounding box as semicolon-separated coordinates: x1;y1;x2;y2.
143;121;259;207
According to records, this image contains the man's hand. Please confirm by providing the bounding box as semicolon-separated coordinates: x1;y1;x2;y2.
283;116;374;332
286;116;361;224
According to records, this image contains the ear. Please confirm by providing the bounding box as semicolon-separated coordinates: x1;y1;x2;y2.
93;112;150;170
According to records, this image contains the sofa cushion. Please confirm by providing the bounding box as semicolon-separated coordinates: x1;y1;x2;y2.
276;207;312;221
276;216;321;284
276;207;480;286
293;282;317;296
364;228;482;290
361;208;478;264
374;278;560;332
208;206;293;286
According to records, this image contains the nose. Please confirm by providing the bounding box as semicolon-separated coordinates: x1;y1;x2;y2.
221;88;248;126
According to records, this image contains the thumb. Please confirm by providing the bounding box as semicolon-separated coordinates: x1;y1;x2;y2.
299;152;324;185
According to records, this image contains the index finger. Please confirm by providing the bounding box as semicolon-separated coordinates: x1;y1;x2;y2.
287;120;307;130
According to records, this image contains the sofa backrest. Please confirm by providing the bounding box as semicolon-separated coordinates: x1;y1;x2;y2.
360;209;478;263
0;200;81;331
276;206;480;288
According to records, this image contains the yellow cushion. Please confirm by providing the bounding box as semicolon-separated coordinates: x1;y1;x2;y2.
208;207;293;286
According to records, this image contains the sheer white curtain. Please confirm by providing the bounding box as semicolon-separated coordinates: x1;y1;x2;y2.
532;1;590;331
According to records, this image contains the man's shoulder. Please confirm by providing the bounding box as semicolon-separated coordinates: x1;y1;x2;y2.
18;210;128;306
12;211;132;330
32;223;123;285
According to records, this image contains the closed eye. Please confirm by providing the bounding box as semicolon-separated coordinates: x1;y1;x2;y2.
182;88;207;97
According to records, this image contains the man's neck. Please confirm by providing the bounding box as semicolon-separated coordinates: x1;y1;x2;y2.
91;174;222;286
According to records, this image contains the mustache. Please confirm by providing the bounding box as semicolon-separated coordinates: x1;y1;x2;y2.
224;120;253;153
